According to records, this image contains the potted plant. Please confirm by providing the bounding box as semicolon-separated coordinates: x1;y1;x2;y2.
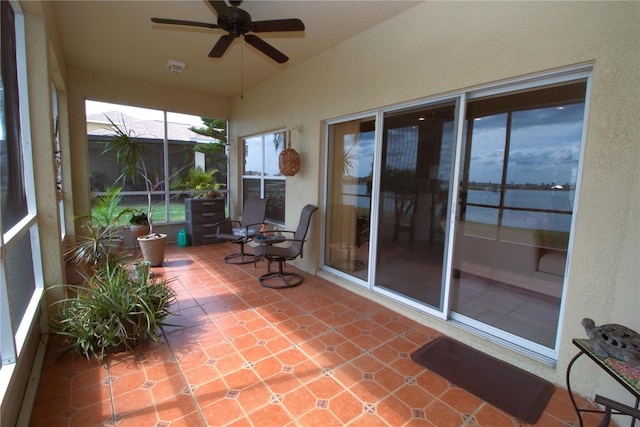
103;115;194;266
50;261;176;361
173;165;220;199
65;186;132;281
129;210;150;239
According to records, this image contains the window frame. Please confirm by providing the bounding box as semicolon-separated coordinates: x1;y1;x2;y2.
86;102;223;224
0;0;45;378
241;129;287;225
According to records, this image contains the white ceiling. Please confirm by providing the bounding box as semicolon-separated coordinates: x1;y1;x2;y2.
52;1;421;99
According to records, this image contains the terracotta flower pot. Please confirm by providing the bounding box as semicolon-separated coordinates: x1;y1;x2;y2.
137;233;167;267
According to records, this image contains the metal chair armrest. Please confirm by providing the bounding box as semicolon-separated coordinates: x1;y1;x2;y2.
595;394;640;427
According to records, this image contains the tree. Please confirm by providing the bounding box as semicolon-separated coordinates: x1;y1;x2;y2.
190;118;228;189
189;118;227;141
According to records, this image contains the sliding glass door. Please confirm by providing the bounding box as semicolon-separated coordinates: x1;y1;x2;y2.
450;81;587;349
374;102;456;310
323;69;590;356
325;117;375;282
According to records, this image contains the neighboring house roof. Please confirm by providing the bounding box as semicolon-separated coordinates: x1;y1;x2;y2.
87;111;218;143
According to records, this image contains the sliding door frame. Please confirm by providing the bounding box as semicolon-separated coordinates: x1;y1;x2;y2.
321;64;592;361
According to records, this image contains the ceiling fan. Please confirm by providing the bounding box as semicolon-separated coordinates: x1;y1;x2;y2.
151;0;305;64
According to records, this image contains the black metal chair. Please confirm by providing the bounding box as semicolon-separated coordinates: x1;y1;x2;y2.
215;198;269;264
257;204;318;289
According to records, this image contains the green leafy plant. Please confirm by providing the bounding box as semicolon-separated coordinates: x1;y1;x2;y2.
129;210;149;226
50;261;176;361
90;186;133;228
172;166;219;198
66;186;132;275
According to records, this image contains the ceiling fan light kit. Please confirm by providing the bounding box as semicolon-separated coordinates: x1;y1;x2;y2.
151;0;305;64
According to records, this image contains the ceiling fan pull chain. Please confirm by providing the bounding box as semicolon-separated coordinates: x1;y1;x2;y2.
240;40;244;99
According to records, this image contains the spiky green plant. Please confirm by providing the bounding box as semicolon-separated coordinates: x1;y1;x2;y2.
66;186;132;274
50;262;176;362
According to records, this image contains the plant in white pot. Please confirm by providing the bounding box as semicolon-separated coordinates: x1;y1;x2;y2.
103;116;194;266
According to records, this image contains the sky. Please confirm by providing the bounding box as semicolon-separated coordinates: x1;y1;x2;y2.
342;102;584;187
469;103;584;185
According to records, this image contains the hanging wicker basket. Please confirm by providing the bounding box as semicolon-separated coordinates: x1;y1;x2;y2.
279;148;300;176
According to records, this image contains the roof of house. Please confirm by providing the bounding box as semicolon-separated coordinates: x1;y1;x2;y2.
87;111;218;143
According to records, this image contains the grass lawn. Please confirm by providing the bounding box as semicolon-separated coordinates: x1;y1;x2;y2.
98;202;187;227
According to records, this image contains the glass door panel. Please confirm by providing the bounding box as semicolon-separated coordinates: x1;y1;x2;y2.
375;102;456;310
451;81;587;348
325;118;375;281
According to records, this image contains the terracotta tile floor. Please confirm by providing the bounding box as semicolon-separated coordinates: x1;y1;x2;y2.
31;243;604;426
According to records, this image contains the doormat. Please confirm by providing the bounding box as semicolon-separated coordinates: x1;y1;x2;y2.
411;336;555;424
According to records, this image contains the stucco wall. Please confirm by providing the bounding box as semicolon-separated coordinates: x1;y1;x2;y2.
228;0;640;402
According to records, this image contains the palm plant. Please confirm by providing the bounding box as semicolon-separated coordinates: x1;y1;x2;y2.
172;166;219;197
66;186;132;275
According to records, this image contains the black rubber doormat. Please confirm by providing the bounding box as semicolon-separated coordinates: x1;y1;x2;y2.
411;336;555;424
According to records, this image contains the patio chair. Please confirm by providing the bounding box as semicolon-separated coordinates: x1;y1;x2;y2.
215;198;269;264
257;204;318;289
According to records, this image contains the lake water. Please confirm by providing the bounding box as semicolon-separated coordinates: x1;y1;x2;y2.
340;185;573;233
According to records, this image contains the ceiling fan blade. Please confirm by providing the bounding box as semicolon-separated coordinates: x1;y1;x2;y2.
251;19;305;33
151;17;219;29
209;34;235;58
208;1;231;17
244;34;289;64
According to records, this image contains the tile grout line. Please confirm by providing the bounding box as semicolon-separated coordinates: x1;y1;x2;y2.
184;255;323;425
212;258;453;425
163;253;264;426
157;253;220;425
105;355;118;426
159;324;209;426
226;272;417;425
169;250;528;426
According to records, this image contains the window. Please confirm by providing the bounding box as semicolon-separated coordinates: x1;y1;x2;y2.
1;0;43;370
323;67;590;358
242;130;286;224
86;101;226;223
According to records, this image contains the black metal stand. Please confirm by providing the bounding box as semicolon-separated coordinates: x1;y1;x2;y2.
258;258;303;289
566;339;640;427
224;239;257;265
